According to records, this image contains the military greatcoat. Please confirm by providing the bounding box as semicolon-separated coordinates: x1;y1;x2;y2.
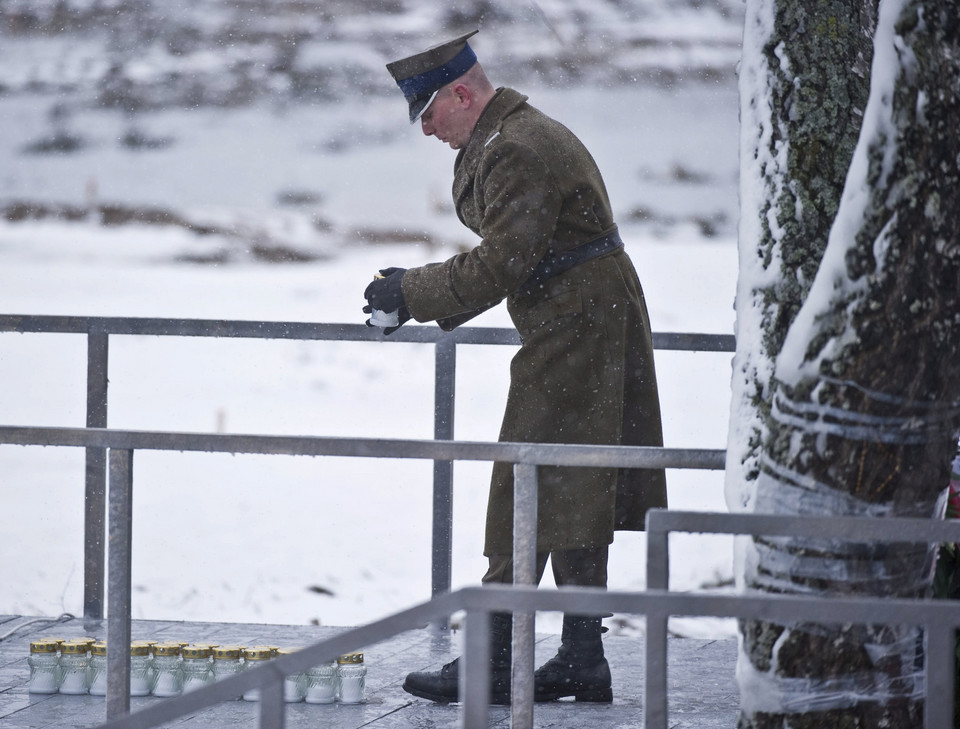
401;87;667;555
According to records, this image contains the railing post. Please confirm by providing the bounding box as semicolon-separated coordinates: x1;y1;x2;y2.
645;509;670;729
461;608;491;729
645;509;670;590
84;330;109;627
106;448;133;721
925;622;955;729
512;462;538;729
645;601;669;729
258;676;286;729
431;337;456;627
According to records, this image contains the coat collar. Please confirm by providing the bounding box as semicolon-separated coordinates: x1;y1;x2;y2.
454;87;528;195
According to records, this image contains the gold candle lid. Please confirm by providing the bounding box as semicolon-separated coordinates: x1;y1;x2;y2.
242;646;275;661
213;646;244;660
182;646;212;660
60;641;90;655
152;643;182;657
29;640;59;654
338;652;364;664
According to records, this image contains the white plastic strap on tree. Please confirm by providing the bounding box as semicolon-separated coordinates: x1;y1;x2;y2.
771;380;960;447
737;634;926;714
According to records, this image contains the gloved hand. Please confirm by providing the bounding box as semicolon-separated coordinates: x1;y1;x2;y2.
363;267;406;313
363;267;409;334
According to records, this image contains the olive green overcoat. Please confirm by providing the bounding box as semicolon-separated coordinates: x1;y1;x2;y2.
402;88;667;555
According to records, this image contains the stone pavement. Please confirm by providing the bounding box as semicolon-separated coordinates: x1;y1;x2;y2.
0;613;740;728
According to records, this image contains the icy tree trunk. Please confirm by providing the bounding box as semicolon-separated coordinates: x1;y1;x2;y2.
733;0;960;727
726;0;875;512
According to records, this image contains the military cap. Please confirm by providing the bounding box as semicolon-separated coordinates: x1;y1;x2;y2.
386;30;479;123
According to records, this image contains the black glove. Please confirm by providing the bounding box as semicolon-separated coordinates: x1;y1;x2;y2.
363;267;406;313
363;267;409;334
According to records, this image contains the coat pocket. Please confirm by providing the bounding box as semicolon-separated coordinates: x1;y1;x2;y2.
513;285;583;338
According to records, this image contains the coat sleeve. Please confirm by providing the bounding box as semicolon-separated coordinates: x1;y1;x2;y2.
401;140;563;325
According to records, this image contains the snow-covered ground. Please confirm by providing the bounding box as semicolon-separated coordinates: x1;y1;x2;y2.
0;2;742;638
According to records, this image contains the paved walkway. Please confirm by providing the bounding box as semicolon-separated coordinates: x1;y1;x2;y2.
0;613;740;728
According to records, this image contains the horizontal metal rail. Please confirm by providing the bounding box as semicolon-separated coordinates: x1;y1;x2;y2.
0;425;726;469
645;509;960;590
0;314;736;352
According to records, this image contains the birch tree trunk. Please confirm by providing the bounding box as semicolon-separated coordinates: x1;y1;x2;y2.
731;0;960;726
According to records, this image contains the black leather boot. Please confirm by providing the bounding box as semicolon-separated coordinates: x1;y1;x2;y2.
534;614;612;702
402;612;513;704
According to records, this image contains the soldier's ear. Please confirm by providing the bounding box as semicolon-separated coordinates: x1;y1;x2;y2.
452;83;471;107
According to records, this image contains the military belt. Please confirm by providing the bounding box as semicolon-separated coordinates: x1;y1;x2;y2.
521;229;624;293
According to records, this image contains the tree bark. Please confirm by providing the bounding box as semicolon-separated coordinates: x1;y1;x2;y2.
734;0;960;726
726;0;874;510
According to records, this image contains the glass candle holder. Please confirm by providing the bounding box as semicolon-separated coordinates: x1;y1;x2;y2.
241;646;276;702
151;643;183;697
304;660;337;704
181;646;214;693
87;642;108;696
58;641;91;695
27;641;60;694
337;652;366;704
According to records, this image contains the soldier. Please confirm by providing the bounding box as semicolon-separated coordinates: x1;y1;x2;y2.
363;30;667;705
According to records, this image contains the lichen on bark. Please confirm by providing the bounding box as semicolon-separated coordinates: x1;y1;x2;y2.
757;0;874;361
733;0;874;492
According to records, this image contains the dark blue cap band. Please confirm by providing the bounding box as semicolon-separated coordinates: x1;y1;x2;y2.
396;43;477;101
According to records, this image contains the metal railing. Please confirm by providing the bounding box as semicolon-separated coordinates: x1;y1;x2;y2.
644;509;960;729
0;314;734;623
3;425;956;729
2;316;956;728
1;424;723;727
87;582;960;729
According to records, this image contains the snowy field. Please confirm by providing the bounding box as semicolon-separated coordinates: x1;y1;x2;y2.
0;3;742;638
